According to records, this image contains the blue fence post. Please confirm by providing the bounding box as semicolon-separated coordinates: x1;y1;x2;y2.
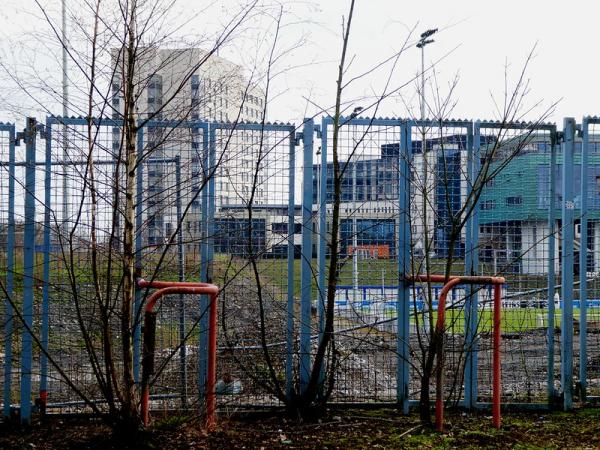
133;125;144;384
547;126;558;406
285;128;297;401
2;123;15;420
299;118;314;395
579;117;589;401
174;154;188;406
199;123;213;399
464;121;478;410
561;117;575;411
40;119;52;410
317;118;328;393
397;120;412;414
20;117;37;425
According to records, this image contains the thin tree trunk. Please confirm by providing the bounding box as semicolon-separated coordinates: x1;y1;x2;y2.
120;0;139;425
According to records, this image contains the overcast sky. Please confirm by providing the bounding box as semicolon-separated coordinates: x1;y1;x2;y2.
1;0;599;125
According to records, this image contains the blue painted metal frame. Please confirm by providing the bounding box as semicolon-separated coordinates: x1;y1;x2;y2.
198;122;212;400
174;154;187;405
1;122;15;420
41;116;209;393
476;120;559;408
561;117;575;411
464;121;478;410
2;113;591;415
579;117;590;401
46;116;122;128
286;129;297;400
317;117;327;393
40;119;52;408
134;125;144;383
299;118;314;395
319;116;406;401
398;120;412;413
547;128;558;406
578;116;600;401
205;121;296;396
20;117;37;424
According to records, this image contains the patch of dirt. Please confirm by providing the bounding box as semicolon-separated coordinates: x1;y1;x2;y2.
0;407;599;449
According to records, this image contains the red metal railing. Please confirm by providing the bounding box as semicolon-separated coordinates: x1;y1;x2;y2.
407;275;505;431
137;278;219;428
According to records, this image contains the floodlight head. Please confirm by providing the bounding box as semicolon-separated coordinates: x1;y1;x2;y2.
348;106;364;120
420;28;438;39
416;38;435;49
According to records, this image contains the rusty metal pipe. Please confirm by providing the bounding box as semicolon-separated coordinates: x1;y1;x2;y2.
138;280;219;429
406;275;505;432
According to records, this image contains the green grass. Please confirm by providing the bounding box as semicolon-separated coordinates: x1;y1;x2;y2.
214;255;466;296
422;308;598;333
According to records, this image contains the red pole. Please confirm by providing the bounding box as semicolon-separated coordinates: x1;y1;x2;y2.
493;283;502;428
434;278;461;432
406;275;505;432
138;281;219;428
205;292;218;429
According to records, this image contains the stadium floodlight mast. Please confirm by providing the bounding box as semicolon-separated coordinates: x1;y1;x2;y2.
416;28;437;122
416;27;436;256
349;106;362;309
416;28;437;325
62;0;69;226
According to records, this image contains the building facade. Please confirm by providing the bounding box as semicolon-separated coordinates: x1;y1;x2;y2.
111;48;268;247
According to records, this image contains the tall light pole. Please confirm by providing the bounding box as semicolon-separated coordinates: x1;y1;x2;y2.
416;28;437;123
417;28;436;331
416;28;437;266
62;0;69;226
347;107;362;313
352;136;358;308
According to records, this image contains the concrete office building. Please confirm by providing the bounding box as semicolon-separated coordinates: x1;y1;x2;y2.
111;48;268;247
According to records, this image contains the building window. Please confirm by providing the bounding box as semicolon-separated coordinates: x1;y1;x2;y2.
506;196;523;206
191;74;200;91
480;200;496;210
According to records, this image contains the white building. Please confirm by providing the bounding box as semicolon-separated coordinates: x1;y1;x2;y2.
111;48;271;247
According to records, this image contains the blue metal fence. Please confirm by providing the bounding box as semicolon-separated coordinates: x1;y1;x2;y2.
2;114;600;424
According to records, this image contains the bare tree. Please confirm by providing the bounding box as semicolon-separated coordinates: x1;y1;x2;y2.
406;49;556;425
0;0;276;431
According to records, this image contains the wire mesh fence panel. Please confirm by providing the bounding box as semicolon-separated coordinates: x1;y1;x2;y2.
318;118;401;403
41;119;124;408
138;121;208;412
581;118;600;398
149;292;202;413
210;122;296;407
40;118;210;411
0;124;16;415
8;113;600;419
406;120;473;406
139;121;206;279
476;123;557;404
